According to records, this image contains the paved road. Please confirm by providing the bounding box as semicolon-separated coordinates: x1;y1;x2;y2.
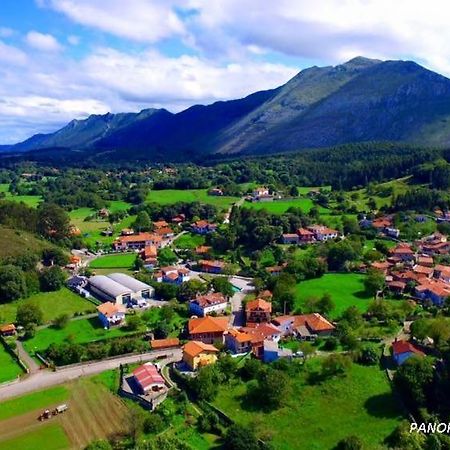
15;341;40;374
0;349;182;402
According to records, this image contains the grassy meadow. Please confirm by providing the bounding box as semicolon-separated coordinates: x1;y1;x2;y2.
295;273;373;319
146;189;239;209
213;361;403;450
0;288;95;325
243;197;329;215
173;232;205;249
89;253;136;269
0;346;24;383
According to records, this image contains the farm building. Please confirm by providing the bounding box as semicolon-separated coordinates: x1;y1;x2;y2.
89;273;154;306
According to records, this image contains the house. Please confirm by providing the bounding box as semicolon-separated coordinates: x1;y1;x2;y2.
191;220;217;235
171;214;186;224
252;186;271;201
417;256;434;267
282;233;300;245
154;266;190;284
390;244;416;262
392;339;425;365
272;315;295;336
140;245;158;268
434;264;450;282
153;220;169;229
413;265;434;278
113;232;163;250
183;341;219;371
89;273;154;305
98;208;110;218
188;316;229;344
387;280;406;295
385;227;400;238
371;261;390;274
149;338;180;350
414;279;450;306
246;298;272;325
225;329;253;354
307;225;339;241
199;259;225;274
0;324;16;337
265;265;284;276
189;292;228;317
239;323;281;358
97;302;126;328
297;228;316;243
133;363;166;394
195;245;212;255
372;217;393;231
155;227;175;239
292;314;335;340
121;228;134;236
209;188;224;196
263;340;293;363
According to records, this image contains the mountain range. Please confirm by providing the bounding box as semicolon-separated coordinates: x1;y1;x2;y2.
6;56;450;162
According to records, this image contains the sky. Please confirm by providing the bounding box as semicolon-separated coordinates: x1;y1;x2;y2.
1;0;450;144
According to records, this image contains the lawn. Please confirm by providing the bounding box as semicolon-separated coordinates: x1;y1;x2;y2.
0;288;96;324
213;362;403;450
0;346;23;383
295;273;373;319
69;208;136;247
146;189;239;209
0;386;69;421
244;198;329;215
0;184;42;208
23;317;142;354
89;253;136;269
0;423;70;450
173;232;205;249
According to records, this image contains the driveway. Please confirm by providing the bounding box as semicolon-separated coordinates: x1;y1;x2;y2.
0;349;182;402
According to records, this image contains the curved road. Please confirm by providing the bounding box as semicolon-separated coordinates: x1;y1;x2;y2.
0;349;182;402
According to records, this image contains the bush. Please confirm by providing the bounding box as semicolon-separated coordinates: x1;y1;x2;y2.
53;313;70;329
197;410;220;433
39;266;66;292
322;337;338;351
357;346;379;366
143;414;165;434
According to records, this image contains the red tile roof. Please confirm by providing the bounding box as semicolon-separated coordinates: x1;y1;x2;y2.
188;316;229;334
246;298;272;313
293;313;335;333
149;338;180;349
392;340;425;357
133;363;165;389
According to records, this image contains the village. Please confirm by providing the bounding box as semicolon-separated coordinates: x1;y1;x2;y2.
0;174;450;450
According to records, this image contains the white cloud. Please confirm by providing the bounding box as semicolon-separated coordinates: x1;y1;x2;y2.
0;27;14;38
40;0;186;43
25;31;63;52
0;40;27;65
67;35;80;45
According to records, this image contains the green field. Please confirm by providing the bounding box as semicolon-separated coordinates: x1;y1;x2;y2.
295;273;372;319
0;423;70;450
173;232;205;249
0;184;42;208
213;362;403;450
0;386;69;421
244;198;329;215
69;208;136;247
90;253;136;269
23;317;141;355
0;288;95;325
146;189;239;209
0;346;23;383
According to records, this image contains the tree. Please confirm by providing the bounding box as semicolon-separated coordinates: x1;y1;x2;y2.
190;365;221;401
410;318;430;342
0;265;27;302
358;346;379;366
298;341;315;359
321;354;351;378
317;293;335;316
126;314;142;331
133;210;151;232
249;369;291;409
211;276;235;299
127;406;145;445
53;313;70;329
224;424;260;450
367;299;390;320
85;440;113;450
143;414;165;434
39;266;66;292
16;302;43;326
42;248;69;266
37;203;70;240
158;247;177;266
364;268;385;297
154;320;170;339
429;318;450;349
336;435;364;450
341;306;363;328
217;354;239;382
289;185;299;197
178;279;207;301
197;410;220;433
394;357;434;410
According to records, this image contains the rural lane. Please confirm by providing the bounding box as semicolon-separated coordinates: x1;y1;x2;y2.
0;349;182;402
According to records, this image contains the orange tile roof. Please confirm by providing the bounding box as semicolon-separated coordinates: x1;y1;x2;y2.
194;292;227;307
117;232;162;243
226;328;253;343
246;298;272;313
143;245;158;258
183;340;219;358
292;313;335;332
155;227;173;236
153;220;169;228
97;302;125;317
150;338;180;349
0;324;16;333
195;245;212;254
188;316;229;334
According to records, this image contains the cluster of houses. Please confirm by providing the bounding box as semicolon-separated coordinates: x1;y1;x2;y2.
359;215;401;239
368;234;450;306
282;224;340;245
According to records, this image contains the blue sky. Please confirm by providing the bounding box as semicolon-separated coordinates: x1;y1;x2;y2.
0;0;449;143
